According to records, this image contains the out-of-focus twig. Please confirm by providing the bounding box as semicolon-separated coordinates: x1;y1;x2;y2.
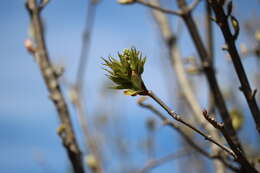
138;149;190;173
76;0;98;88
71;0;104;173
25;0;84;172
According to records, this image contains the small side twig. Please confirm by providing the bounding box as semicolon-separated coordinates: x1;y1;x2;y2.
203;110;224;130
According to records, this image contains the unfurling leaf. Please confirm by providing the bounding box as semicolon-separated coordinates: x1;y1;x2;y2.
102;47;147;96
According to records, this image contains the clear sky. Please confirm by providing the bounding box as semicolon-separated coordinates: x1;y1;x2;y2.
0;0;259;172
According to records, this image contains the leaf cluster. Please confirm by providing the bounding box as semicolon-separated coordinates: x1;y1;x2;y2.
102;48;147;96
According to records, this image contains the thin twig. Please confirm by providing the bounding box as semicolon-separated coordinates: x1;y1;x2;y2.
25;1;84;172
72;0;104;172
209;0;260;134
146;90;236;158
138;98;239;172
138;98;213;158
205;1;216;114
76;0;97;89
175;0;258;171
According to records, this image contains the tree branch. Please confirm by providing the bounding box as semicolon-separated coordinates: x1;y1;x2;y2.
149;1;225;172
138;98;239;172
175;0;258;172
146;90;236;158
25;0;84;172
209;0;260;135
71;0;104;172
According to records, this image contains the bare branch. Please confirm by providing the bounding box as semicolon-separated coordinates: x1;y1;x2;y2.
146;90;236;158
209;0;260;134
175;1;258;171
25;0;84;172
138;98;239;172
150;1;225;172
71;0;104;172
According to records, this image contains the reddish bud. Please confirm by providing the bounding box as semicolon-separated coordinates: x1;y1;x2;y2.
24;39;35;54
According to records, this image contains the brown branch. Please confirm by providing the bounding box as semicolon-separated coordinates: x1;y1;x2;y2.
209;0;260;135
135;0;242;157
149;1;225;172
205;1;216;114
175;1;258;172
176;0;242;151
138;98;214;158
146;91;236;158
25;0;84;172
138;98;239;172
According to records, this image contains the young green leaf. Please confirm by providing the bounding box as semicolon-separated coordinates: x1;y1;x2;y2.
102;48;147;96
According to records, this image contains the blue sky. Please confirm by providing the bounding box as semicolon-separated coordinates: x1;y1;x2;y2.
0;0;260;172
